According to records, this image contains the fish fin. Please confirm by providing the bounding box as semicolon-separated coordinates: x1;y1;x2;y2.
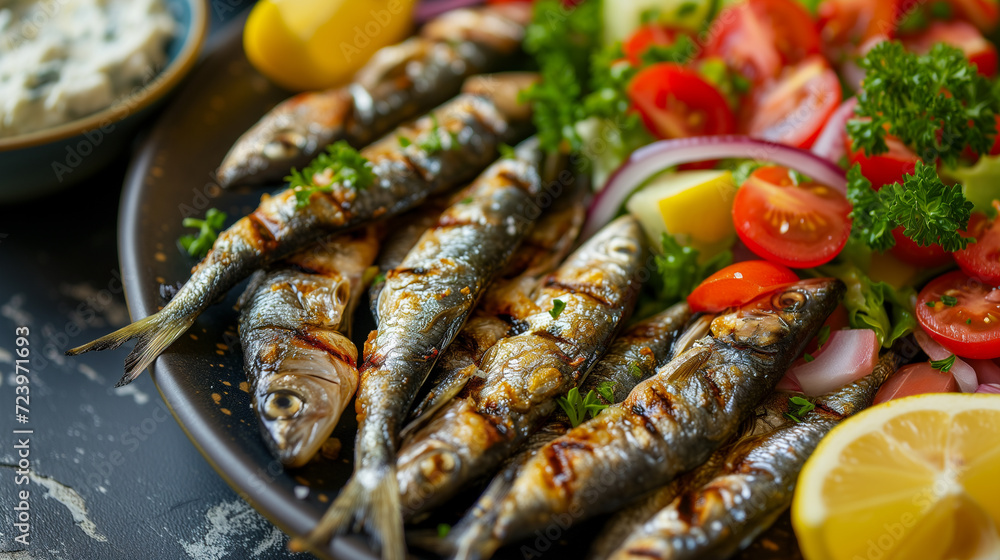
665;348;711;384
298;465;404;560
402;367;475;439
66;309;196;387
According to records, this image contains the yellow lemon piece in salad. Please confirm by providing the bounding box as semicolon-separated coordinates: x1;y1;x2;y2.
793;393;1000;560
625;169;737;259
244;0;416;92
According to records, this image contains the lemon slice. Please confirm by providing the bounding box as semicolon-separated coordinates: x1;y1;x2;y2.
793;393;1000;560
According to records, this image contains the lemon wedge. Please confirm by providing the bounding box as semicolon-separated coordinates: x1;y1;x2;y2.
625;169;737;259
244;0;416;91
793;393;1000;560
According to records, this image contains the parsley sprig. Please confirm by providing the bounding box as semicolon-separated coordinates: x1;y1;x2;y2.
785;396;816;423
549;299;567;319
179;208;227;258
286;141;375;208
655;233;732;304
930;354;956;373
557;382;615;427
846;162;973;252
849;41;999;166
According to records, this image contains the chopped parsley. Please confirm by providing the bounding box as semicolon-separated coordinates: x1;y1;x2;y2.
556;386;609;427
846;162;973;252
498;143;517;160
654;233;732;305
287;141;375;208
785;396;816;423
817;325;831;349
416;114;461;154
372;272;386;286
629;362;644;379
179;208;227;258
437;524;451;538
930;354;956;373
849;41;999;166
803;353;815;363
940;294;959;307
550;298;567;319
460;197;474;205
596;381;616;403
397;135;412;147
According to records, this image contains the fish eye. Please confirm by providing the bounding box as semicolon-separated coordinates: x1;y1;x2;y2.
772;289;807;312
263;391;303;420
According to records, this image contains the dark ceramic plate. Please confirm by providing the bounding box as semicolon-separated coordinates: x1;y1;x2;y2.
118;13;804;560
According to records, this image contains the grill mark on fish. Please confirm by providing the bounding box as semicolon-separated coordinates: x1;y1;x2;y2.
293;331;357;368
542;278;615;307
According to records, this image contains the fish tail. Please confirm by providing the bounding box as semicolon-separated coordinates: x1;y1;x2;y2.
66;305;197;387
297;465;404;560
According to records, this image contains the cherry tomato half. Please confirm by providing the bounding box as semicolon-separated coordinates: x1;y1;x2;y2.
946;0;1000;32
888;227;955;268
916;270;1000;359
732;166;853;268
705;0;820;83
623;25;686;66
687;260;800;313
745;56;842;149
955;206;1000;285
846;134;921;189
628;63;736;139
902;20;998;77
817;0;901;49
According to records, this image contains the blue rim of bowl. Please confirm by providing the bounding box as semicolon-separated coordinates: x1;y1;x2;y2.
0;0;209;152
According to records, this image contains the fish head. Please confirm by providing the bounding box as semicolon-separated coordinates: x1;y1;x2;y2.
253;370;344;468
396;431;467;516
710;278;845;354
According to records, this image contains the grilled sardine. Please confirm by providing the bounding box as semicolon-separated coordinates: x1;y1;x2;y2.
238;227;379;467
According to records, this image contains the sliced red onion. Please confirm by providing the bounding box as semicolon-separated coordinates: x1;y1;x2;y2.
584;136;848;238
874;362;959;404
811;98;857;164
969;359;1000;385
776;372;802;393
977;383;1000;394
787;329;879;397
914;329;979;392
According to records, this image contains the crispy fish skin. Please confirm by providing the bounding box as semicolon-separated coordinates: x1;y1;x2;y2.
608;352;902;560
238;227;379;468
458;278;845;559
445;303;692;557
68;87;531;387
215;4;530;187
368;198;451;324
405;183;587;430
303;140;551;560
588;391;791;560
396;216;647;519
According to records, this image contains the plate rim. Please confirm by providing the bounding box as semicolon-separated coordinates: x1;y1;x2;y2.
116;14;375;560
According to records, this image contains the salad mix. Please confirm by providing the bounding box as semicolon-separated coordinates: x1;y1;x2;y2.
513;0;1000;398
